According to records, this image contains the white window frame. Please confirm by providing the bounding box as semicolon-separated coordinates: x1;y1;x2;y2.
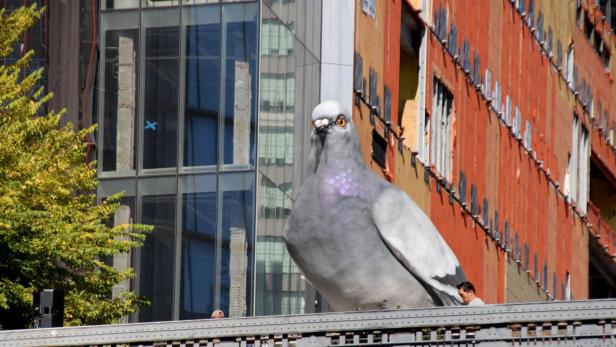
430;78;453;181
578;126;589;213
566;116;579;202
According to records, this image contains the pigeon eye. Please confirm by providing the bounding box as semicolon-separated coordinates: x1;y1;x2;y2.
336;116;346;128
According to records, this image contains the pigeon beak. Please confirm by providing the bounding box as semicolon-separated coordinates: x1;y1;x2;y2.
317;131;327;146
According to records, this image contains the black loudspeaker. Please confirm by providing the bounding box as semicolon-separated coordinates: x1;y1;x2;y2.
33;289;64;328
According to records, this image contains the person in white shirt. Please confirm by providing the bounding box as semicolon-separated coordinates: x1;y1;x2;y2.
457;281;486;306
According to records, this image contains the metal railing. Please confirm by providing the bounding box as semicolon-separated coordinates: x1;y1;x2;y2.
1;299;615;346
588;201;616;257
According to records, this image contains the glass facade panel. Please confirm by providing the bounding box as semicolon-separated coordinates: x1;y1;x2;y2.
220;4;259;168
102;197;136;300
96;0;321;321
254;1;321;316
220;173;255;317
138;194;176;322
183;5;221;167
255;236;305;315
180;191;217;319
100;10;139;173
143;19;180;169
179;173;254;319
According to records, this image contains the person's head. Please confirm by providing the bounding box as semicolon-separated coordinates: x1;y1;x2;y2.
456;281;477;304
211;309;225;319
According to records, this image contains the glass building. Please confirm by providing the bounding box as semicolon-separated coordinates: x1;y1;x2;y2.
97;0;327;322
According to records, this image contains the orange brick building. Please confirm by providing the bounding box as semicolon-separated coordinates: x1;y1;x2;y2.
352;0;616;302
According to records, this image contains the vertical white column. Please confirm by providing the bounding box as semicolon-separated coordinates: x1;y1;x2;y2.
320;0;355;111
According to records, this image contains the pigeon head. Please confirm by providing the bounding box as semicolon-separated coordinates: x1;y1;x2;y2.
308;101;362;172
311;100;354;145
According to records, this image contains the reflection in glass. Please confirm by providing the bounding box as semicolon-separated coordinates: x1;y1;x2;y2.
255;237;305;315
184;16;221;167
259;73;295;114
103;29;139;172
138;195;176;322
255;1;322;315
180;173;255;319
258;127;294;166
102;197;135;304
180;192;217;319
143;26;179;169
221;4;259;167
220;180;254;317
261;19;294;57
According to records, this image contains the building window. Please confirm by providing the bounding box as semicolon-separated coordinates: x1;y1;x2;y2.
143;24;180;169
565;116;590;213
484;69;491;100
556;40;563;68
536;11;544;42
524;120;532;150
220;7;258;169
372;130;387;168
261;19;294;56
430;78;453;181
448;24;458;55
138;194;177;322
420;112;431;163
528;0;535;27
184;9;221;167
566;45;574;88
260;73;295;114
462;39;471;74
180;190;217;320
493;80;501;114
566;116;579;202
547;27;553;56
102;27;139;172
517;0;525;15
472;51;481;87
505;95;512;124
513;107;522;139
362;0;376;17
577;126;590;213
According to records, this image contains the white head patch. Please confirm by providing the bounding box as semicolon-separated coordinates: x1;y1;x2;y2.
311;100;349;122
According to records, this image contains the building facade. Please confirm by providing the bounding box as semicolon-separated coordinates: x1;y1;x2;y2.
352;0;616;303
95;0;331;321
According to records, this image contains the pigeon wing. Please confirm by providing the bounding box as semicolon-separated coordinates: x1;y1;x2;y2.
372;187;467;305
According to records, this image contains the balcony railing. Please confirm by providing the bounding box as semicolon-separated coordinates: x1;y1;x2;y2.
588;201;616;258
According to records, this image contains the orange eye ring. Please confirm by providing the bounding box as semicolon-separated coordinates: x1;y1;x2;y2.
336;115;346;128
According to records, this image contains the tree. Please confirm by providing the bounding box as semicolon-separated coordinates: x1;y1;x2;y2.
0;4;151;328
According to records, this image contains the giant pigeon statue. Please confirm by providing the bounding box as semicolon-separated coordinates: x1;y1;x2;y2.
284;100;467;310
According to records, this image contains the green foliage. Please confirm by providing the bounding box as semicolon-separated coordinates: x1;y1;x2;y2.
0;4;151;328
